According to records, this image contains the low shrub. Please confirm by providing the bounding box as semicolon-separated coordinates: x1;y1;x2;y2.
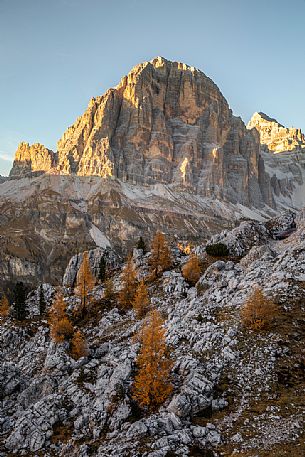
206;243;229;257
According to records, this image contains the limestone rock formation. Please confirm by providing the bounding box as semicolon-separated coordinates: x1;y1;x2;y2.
56;57;263;207
62;247;119;287
1;214;304;455
9;142;55;178
247;112;305;154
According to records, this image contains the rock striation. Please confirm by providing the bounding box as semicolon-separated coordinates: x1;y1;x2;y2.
0;174;258;286
247;112;305;154
9;142;56;178
62;247;120;287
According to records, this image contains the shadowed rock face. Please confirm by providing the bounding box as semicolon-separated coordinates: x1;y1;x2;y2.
247;112;305;154
0;175;254;286
56;57;263;207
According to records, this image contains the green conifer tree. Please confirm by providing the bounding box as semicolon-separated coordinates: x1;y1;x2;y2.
99;255;107;282
137;236;146;254
39;285;46;315
13;282;26;320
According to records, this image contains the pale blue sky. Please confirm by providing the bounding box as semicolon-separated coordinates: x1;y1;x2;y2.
0;0;305;175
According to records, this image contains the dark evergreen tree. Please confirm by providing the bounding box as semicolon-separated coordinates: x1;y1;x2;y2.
13;282;26;320
99;255;107;282
39;285;46;315
137;236;146;254
206;243;229;257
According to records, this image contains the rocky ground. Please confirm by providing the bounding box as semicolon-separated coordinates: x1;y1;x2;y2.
0;213;304;456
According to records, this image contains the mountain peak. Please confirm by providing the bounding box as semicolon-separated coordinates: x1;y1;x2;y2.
247;112;305;153
149;56;197;72
250;111;284;127
55;56;262;207
9;142;55;178
118;57;203;90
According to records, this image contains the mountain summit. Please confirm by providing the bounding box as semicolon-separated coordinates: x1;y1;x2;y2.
11;57;263;207
247;111;305;154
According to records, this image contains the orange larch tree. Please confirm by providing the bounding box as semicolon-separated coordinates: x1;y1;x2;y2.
49;293;74;343
149;232;172;278
241;287;279;331
0;294;10;318
75;251;96;318
182;253;202;285
70;329;89;360
133;279;150;319
132;309;173;410
118;256;138;309
104;278;116;302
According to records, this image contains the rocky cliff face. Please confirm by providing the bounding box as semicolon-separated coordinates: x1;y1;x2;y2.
56;57;263;207
0;174;266;287
247;112;305;209
247;112;305;154
9;142;56;178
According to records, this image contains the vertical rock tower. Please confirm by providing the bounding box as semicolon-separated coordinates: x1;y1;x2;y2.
10;142;55;178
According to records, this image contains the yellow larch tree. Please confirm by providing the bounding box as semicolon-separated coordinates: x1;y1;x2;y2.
241;287;279;331
104;278;116;301
182;253;202;285
118;256;138;309
0;294;10;318
70;329;89;360
133;279;150;319
149;232;172;278
75;251;96;319
132;309;173;410
48;293;74;343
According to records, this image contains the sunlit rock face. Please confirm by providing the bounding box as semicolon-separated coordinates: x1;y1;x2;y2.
247;112;305;209
9;142;55;178
56;57;263;207
247;112;305;154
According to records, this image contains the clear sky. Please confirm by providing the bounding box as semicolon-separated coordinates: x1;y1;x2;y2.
0;0;305;175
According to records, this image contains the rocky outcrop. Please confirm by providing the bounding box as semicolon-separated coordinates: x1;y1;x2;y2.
9;142;56;178
247;112;305;154
63;247;120;287
1;215;304;455
206;220;270;257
